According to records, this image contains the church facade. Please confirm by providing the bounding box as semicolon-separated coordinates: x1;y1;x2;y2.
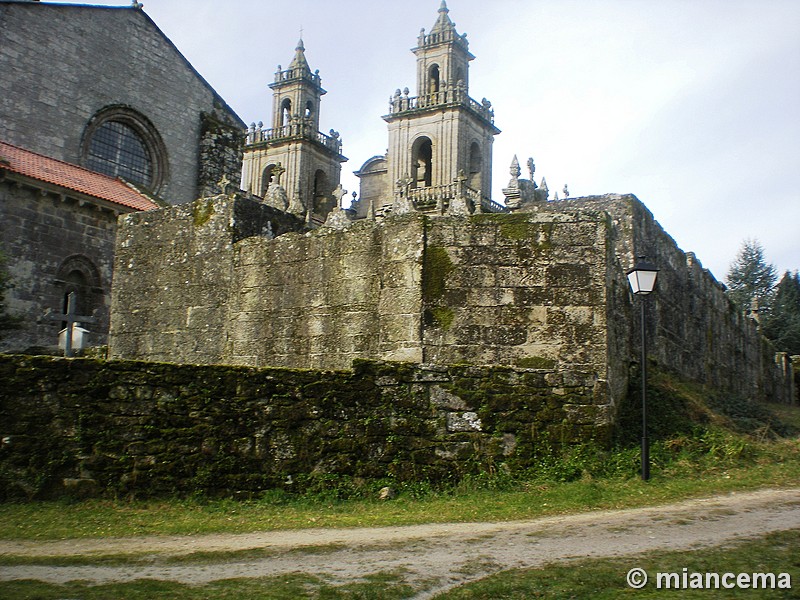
0;0;244;351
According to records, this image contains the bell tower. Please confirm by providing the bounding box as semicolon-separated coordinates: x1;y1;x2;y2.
376;0;501;216
242;39;347;224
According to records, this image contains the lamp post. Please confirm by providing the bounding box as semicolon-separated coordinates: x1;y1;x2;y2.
626;258;659;481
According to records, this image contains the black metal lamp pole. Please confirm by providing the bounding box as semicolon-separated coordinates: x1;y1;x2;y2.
639;295;650;481
626;257;659;482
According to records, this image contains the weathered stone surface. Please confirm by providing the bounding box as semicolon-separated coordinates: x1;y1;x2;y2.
109;193;795;415
0;355;604;500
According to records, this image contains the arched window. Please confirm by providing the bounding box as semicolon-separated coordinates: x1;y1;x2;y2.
428;64;440;94
468;141;482;190
412;137;433;188
281;99;292;126
55;255;102;327
86;121;151;186
82;106;167;193
304;101;314;119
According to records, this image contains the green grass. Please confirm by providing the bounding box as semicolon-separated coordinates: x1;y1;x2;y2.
0;433;798;541
0;570;416;600
434;529;800;599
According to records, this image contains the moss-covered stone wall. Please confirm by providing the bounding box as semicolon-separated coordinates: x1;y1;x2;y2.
0;355;605;500
422;211;610;374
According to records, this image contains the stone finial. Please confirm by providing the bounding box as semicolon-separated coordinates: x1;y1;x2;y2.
396;174;413;195
527;157;535;180
748;297;761;324
563;184;569;198
322;199;354;230
288;182;305;216
503;155;522;211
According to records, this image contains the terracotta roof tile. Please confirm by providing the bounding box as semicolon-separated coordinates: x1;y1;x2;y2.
0;140;160;212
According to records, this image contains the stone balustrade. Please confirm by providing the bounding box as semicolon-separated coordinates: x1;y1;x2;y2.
387;87;495;124
245;120;342;154
405;183;506;214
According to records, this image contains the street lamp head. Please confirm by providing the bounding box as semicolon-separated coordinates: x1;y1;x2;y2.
627;258;659;295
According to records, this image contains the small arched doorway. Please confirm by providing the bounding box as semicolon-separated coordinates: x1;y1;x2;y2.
55;255;102;327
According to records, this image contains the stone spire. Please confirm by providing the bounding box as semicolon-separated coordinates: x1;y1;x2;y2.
430;0;456;35
288;38;310;73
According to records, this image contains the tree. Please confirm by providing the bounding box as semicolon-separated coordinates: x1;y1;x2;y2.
763;271;800;355
725;239;778;317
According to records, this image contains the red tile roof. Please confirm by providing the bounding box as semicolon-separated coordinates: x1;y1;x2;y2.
0;140;160;212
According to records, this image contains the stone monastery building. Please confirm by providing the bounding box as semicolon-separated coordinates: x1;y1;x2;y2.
106;0;795;417
0;0;793;422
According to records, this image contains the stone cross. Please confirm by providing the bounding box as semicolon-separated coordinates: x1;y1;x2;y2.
217;174;232;196
45;292;96;357
332;183;348;209
271;162;286;185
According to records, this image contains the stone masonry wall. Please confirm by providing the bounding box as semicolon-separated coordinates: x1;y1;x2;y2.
226;214;425;368
0;182;119;352
0;4;244;205
109;195;304;364
109;193;794;414
421;212;611;375
0;355;604;500
110;202;614;388
533;194;794;404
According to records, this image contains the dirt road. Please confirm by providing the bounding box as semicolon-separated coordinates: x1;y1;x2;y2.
1;487;799;597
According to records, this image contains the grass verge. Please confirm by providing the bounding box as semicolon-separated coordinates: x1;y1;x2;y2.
434;529;800;599
0;435;798;540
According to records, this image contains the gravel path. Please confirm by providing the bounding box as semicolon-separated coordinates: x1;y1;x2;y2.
1;487;799;597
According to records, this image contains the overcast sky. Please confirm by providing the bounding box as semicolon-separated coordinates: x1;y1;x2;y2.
56;0;800;281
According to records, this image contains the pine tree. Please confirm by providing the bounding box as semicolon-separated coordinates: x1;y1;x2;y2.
725;239;778;316
763;271;800;355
